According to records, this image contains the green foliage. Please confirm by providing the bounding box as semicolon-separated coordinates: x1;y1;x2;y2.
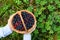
42;28;46;33
0;3;11;16
55;15;60;22
0;0;60;40
13;0;22;5
23;0;29;4
40;0;47;6
35;0;41;4
34;29;39;35
8;9;15;15
34;7;45;17
47;5;55;11
27;6;33;12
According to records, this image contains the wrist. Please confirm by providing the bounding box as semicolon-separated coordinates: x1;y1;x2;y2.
23;33;31;40
0;28;4;38
2;24;12;37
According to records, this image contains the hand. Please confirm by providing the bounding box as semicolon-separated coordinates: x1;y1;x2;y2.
23;33;31;40
0;24;12;38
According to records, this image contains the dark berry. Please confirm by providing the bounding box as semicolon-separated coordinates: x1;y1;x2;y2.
16;24;25;31
14;14;21;21
21;12;27;18
21;11;34;30
14;14;19;18
12;14;21;25
17;15;20;21
16;24;22;30
26;23;32;30
28;17;34;22
12;19;17;25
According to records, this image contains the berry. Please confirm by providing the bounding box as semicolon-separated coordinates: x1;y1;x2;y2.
12;18;17;25
12;14;25;31
26;23;32;30
14;14;20;18
21;11;34;30
16;24;22;30
14;14;21;21
12;14;21;25
16;24;25;31
21;12;27;18
12;11;35;31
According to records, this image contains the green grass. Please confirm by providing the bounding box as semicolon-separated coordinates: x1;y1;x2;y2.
0;0;60;40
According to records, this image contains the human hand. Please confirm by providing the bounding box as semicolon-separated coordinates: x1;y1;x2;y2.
0;24;12;38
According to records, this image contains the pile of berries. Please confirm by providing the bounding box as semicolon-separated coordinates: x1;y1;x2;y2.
21;12;34;30
12;11;35;31
12;14;25;31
